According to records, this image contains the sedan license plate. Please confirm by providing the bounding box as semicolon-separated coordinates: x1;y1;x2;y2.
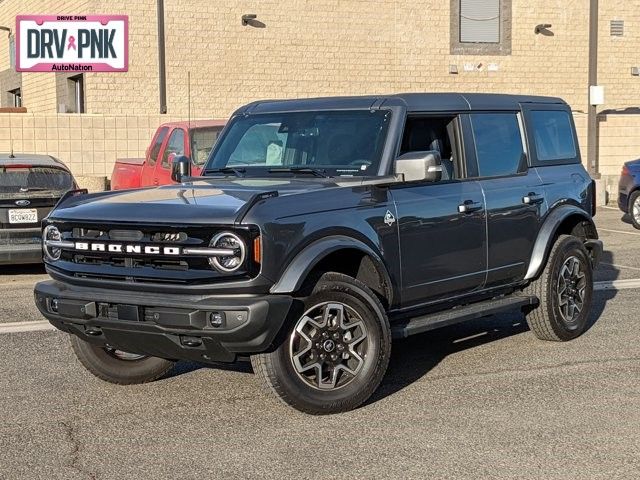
8;209;38;224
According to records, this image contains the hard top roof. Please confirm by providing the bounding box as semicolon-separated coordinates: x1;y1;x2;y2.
235;93;567;115
159;119;227;129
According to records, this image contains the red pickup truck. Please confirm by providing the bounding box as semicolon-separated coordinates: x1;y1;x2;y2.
111;120;226;190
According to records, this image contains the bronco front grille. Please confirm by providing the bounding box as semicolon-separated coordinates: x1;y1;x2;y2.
47;222;258;285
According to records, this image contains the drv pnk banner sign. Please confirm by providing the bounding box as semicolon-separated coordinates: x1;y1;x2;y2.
16;15;128;72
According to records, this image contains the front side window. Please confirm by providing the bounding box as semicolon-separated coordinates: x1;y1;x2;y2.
471;113;524;177
207;110;391;177
530;110;577;163
148;127;168;166
162;129;185;168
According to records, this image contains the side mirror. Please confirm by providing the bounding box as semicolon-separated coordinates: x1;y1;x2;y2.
395;150;442;183
171;155;191;182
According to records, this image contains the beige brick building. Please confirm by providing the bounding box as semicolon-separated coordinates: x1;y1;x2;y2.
1;0;640;197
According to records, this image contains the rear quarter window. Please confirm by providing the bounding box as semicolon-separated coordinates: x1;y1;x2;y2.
529;110;578;164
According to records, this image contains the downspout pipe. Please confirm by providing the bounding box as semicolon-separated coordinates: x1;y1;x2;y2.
157;0;167;114
587;0;598;177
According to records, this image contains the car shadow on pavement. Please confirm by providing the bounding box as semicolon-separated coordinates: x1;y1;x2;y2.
367;262;618;407
0;264;46;276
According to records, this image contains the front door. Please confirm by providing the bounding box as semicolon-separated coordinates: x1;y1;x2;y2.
392;181;487;306
391;114;487;307
141;126;169;187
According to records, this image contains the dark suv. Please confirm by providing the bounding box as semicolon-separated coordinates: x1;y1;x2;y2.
35;94;602;414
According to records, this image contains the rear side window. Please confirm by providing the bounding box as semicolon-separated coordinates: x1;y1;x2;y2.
530;110;577;162
148;127;168;166
470;113;525;177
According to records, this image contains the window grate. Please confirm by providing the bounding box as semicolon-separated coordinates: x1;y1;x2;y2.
460;0;500;43
611;20;624;37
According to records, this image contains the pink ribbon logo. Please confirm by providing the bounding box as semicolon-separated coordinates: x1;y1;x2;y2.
67;35;77;50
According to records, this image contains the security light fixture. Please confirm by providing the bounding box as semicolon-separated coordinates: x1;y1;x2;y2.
241;14;257;26
534;24;553;35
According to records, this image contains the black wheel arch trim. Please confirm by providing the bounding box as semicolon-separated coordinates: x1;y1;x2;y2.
269;235;394;304
524;205;600;281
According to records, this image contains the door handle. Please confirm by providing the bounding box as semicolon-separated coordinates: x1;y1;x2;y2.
458;200;483;214
522;192;544;205
153;179;159;186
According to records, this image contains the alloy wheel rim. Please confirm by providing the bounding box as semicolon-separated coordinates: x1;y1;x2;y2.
104;345;147;361
557;255;587;324
633;197;640;222
289;302;368;390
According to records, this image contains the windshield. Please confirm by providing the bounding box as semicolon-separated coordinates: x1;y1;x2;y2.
205;110;391;177
0;166;73;196
191;127;221;166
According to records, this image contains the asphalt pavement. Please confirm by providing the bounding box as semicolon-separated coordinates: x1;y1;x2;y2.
0;207;639;479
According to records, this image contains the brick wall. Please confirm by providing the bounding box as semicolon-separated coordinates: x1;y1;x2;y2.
0;113;188;178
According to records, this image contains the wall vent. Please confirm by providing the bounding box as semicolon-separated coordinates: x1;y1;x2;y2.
611;20;624;37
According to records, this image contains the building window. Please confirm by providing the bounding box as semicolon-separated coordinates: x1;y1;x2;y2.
67;74;85;113
8;88;21;108
451;0;512;55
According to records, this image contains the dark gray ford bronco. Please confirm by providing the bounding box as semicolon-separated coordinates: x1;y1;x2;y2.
35;93;602;414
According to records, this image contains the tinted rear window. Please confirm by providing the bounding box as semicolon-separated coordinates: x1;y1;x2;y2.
191;127;220;166
470;113;525;177
0;166;73;195
530;110;577;162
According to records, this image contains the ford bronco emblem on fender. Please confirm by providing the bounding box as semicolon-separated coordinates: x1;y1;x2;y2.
384;210;396;226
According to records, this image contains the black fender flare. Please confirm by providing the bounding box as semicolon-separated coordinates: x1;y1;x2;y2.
269;235;394;303
524;205;598;280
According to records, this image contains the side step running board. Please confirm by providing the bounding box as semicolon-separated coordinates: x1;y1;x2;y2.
391;295;539;339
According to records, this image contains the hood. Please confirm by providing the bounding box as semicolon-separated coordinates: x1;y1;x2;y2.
625;158;640;170
49;177;340;225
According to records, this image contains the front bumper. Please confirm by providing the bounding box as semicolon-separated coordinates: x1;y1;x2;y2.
34;280;294;363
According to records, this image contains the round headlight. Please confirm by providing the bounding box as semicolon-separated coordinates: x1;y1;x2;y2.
209;232;246;272
43;225;62;261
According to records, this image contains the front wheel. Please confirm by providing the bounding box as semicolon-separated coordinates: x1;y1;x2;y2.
628;191;640;230
524;234;594;341
251;273;391;414
69;335;174;384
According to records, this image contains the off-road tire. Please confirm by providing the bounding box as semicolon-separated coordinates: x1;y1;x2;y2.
69;335;174;384
524;234;593;341
628;191;640;230
251;272;391;414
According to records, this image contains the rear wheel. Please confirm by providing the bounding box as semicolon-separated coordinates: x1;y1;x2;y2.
524;235;593;341
251;273;391;414
628;191;640;229
69;335;174;384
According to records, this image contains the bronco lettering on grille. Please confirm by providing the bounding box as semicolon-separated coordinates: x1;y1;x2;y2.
74;242;181;255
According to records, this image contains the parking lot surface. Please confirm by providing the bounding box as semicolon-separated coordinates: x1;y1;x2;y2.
1;207;639;479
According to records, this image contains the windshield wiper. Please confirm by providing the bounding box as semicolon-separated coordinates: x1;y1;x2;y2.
204;167;246;177
267;167;330;178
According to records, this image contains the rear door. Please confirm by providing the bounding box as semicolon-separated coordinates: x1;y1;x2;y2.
467;112;544;288
140;126;169;187
156;127;186;185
